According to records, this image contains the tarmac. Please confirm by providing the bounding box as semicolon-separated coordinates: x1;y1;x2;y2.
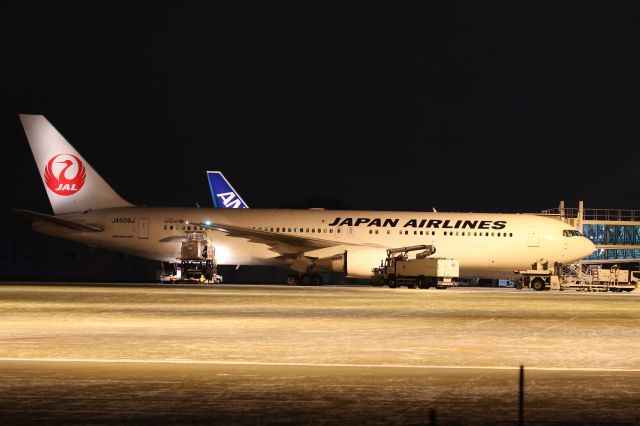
0;283;638;425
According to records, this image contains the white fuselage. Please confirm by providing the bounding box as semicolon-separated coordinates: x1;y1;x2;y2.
32;207;596;279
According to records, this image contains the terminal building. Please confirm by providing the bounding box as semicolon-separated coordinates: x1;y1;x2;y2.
542;201;640;264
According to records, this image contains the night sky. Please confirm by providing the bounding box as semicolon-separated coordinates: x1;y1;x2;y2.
3;2;640;218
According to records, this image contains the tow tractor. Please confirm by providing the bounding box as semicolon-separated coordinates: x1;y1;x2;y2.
372;245;459;289
514;260;561;291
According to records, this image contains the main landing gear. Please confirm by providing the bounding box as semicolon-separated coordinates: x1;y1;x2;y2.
287;273;324;286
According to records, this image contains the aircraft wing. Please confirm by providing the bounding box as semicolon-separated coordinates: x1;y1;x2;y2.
13;209;104;232
195;222;372;255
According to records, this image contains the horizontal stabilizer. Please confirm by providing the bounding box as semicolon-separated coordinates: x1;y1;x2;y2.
13;209;104;232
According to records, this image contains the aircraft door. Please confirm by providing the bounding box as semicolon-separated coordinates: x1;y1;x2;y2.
138;217;150;239
527;227;539;247
347;227;354;238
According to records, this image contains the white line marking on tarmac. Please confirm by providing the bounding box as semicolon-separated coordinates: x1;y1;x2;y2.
0;358;639;372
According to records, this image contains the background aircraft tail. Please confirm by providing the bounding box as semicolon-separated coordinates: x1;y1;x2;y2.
207;171;249;208
19;114;133;215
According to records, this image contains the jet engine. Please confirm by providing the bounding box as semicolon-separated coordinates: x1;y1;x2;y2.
314;248;388;278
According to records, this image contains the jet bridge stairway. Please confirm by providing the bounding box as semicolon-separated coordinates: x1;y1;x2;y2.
561;263;638;292
561;263;593;290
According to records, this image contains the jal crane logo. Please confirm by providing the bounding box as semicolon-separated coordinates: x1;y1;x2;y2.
44;154;86;196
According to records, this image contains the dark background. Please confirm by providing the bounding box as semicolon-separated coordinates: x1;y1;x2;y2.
1;2;640;281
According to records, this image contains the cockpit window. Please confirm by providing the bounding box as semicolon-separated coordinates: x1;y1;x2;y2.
563;230;583;237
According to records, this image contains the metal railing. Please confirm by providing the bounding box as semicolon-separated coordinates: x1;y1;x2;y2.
562;262;593;286
541;208;640;222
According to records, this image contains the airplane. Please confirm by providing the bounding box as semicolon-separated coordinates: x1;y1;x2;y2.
207;171;249;208
16;114;596;285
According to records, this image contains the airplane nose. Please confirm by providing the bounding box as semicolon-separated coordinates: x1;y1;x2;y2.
581;237;596;258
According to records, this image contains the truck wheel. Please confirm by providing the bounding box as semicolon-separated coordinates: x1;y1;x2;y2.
286;275;299;285
387;278;397;288
417;277;427;289
531;278;545;291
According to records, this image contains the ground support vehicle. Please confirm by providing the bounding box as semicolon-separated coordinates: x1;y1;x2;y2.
515;261;561;291
160;231;222;284
372;245;459;289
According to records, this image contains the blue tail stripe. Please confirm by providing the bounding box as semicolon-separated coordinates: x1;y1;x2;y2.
206;171;249;208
